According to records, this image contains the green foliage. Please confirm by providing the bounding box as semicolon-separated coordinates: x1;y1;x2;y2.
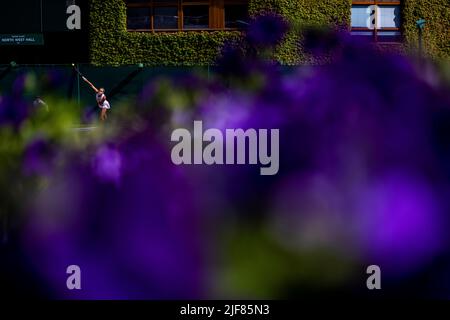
402;0;450;59
89;0;241;66
0;73;91;224
216;224;355;298
90;0;449;66
249;0;350;27
249;0;350;64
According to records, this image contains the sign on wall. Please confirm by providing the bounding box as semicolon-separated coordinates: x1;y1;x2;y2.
0;34;45;46
0;1;89;62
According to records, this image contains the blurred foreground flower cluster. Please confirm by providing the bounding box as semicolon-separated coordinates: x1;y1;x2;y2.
1;15;450;299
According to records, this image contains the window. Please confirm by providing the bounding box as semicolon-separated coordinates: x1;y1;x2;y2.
127;7;151;30
225;3;249;29
183;5;209;30
154;7;178;29
127;1;180;31
125;0;249;31
351;1;401;42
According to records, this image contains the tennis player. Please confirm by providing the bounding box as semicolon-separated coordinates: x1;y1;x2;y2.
82;77;110;121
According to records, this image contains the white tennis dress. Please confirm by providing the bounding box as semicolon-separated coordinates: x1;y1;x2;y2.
96;93;111;109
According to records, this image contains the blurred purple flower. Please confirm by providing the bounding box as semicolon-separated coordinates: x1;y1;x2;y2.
199;32;450;279
0;96;29;129
22;130;205;299
216;42;252;77
12;73;26;97
23;138;56;176
301;27;343;57
356;173;444;274
81;105;98;124
246;13;289;48
91;145;122;185
11;29;450;298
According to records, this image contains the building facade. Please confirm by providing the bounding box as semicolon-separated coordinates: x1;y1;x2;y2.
90;0;449;66
0;0;448;65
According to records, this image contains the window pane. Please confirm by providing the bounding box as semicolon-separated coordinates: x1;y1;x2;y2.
377;30;402;42
225;5;249;28
127;7;151;30
350;30;374;36
377;0;400;3
154;7;178;29
378;5;401;28
183;6;209;29
350;30;374;42
154;0;178;3
351;5;375;28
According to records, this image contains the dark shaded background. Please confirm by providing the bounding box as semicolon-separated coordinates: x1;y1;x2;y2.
0;0;89;64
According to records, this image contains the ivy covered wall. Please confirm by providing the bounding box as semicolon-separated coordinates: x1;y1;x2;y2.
248;0;351;64
403;0;450;59
89;0;241;66
89;0;449;66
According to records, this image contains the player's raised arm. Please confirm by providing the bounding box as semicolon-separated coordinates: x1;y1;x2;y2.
82;76;99;93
